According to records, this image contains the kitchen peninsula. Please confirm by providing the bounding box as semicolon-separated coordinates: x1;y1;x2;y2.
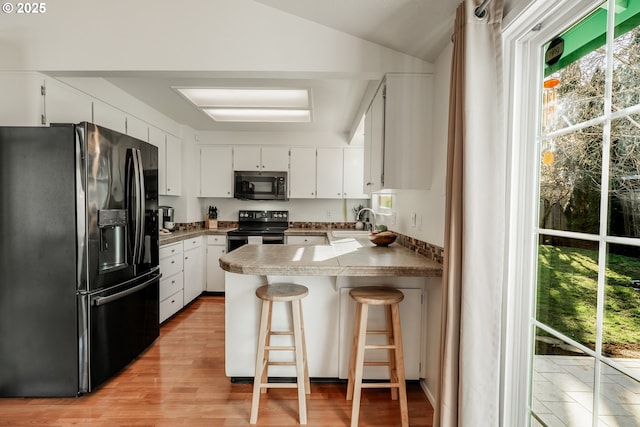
219;233;442;384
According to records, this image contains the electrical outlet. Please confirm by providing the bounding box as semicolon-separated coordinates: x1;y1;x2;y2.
410;212;417;227
326;210;332;219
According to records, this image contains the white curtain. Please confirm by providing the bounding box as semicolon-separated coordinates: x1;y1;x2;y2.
436;0;505;426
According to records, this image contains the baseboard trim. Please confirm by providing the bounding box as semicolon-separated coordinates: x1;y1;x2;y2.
420;379;436;408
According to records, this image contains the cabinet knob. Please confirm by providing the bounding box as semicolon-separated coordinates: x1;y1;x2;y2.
256;165;260;169
167;188;171;192
185;256;189;260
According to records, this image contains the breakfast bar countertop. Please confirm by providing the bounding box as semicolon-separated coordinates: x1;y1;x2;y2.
219;236;442;277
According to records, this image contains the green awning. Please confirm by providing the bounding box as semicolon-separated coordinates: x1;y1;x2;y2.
544;0;640;76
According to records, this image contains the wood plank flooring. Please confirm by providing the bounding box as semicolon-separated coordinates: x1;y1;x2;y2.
0;295;434;426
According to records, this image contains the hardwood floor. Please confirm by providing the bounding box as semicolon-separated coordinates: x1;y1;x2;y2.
0;296;434;426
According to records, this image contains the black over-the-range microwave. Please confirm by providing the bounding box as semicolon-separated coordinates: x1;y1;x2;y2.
233;170;288;201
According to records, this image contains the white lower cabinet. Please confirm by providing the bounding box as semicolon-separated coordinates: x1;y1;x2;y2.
183;236;204;305
338;287;423;380
159;237;206;323
286;235;327;245
159;242;184;323
206;235;227;292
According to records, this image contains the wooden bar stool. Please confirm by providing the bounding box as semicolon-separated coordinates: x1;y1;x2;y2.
346;286;408;427
250;283;310;425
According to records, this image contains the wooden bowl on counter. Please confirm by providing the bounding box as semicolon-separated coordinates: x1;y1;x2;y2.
369;231;397;246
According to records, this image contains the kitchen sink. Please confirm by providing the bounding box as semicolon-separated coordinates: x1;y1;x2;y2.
330;230;371;238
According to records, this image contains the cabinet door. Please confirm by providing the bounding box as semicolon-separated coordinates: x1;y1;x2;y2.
338;287;423;380
289;147;317;198
44;78;92;125
206;239;226;292
149;127;167;195
233;146;261;171
200;146;233;197
93;101;126;133
183;239;204;305
363;86;384;193
383;74;433;190
0;73;42;126
165;135;182;196
316;148;343;199
126;116;149;142
343;148;368;199
260;146;289;171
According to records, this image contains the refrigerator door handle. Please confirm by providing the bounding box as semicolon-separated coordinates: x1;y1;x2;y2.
92;274;160;307
133;148;146;265
126;148;146;266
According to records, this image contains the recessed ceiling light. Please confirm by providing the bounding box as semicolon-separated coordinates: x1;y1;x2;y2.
203;108;311;123
174;87;312;123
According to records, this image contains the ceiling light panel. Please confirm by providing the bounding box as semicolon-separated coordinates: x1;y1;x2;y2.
204;108;311;123
177;88;309;108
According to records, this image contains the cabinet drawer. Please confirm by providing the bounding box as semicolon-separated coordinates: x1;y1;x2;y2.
184;236;203;250
160;252;183;278
160;273;183;301
208;235;226;245
160;290;183;323
287;235;326;245
160;242;182;259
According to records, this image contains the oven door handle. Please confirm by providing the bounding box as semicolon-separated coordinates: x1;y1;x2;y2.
262;236;284;243
92;274;160;307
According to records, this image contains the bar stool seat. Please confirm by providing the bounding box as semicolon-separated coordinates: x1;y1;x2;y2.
346;286;408;427
250;283;310;425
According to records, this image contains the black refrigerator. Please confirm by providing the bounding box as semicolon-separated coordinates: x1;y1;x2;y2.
0;122;161;397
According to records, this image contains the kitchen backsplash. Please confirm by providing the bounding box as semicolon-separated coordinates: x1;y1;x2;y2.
170;220;444;264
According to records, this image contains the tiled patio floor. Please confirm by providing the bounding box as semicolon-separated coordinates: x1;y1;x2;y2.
531;355;640;427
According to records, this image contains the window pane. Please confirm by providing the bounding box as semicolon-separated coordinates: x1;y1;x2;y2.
603;243;640;359
536;236;598;349
542;6;607;135
532;327;595;426
539;125;604;234
609;115;640;237
598;362;640;424
612;2;640;112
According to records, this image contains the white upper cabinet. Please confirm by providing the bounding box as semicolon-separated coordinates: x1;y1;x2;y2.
93;100;126;134
289;147;317;198
43;78;92;125
165;134;182;196
200;146;233;198
383;73;433;190
126;116;149;142
316;148;343;199
365;74;433;192
233;146;261;171
0;73;43;126
151;127;182;196
260;146;289;171
364;84;385;193
233;146;289;171
343;147;368;199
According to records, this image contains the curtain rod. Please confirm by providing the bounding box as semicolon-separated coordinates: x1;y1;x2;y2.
474;0;492;19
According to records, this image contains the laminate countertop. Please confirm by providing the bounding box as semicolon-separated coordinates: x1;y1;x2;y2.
219;234;442;277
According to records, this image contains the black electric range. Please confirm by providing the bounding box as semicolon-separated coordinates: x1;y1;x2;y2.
227;210;289;252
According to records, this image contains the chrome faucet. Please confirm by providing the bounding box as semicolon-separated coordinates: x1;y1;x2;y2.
357;208;377;232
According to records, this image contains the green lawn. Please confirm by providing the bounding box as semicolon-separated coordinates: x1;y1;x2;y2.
537;244;640;357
